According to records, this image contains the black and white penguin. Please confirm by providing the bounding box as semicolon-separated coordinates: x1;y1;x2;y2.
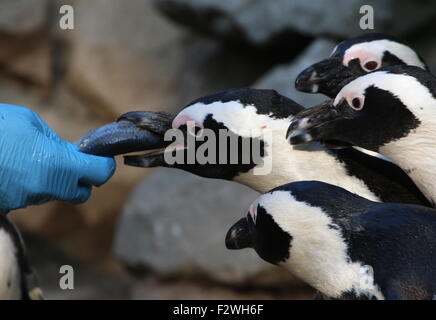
295;33;429;98
0;214;43;300
226;180;436;300
288;66;436;205
79;88;429;206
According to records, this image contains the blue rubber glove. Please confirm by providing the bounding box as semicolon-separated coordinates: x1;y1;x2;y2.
0;104;116;213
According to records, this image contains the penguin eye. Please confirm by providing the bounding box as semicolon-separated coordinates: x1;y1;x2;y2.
186;121;204;137
349;96;364;110
362;59;379;72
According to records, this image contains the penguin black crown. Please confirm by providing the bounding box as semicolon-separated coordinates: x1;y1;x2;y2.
226;181;436;300
295;33;429;98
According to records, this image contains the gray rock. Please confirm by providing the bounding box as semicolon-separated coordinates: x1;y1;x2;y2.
114;168;299;286
255;38;336;108
0;0;47;34
66;0;191;116
66;0;273;117
154;0;436;45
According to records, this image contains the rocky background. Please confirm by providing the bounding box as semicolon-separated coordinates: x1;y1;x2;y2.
1;0;435;299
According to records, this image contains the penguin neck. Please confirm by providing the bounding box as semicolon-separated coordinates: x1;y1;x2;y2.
234;130;379;201
328;148;430;206
282;232;384;300
380;124;436;205
267;193;384;299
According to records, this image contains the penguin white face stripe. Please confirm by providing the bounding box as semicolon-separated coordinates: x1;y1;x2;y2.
174;101;293;138
0;229;21;300
258;191;384;299
341;40;427;70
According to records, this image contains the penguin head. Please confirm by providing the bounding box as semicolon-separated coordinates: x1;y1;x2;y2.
225;190;293;265
226;181;352;266
288;65;435;152
295;33;428;98
123;88;304;183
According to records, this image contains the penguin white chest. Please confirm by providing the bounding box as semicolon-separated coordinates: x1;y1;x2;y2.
380;122;436;204
268;195;384;299
0;229;21;300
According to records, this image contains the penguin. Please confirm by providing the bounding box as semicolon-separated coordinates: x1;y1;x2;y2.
79;88;429;206
287;65;436;205
0;214;43;300
295;33;429;98
225;180;436;300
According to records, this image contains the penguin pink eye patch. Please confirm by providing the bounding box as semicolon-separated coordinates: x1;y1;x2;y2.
248;203;257;224
343;49;381;72
334;91;365;110
172;115;204;137
172;115;194;130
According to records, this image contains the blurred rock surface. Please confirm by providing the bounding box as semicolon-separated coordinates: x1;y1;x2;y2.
24;230;313;300
0;0;47;35
114;168;303;287
154;0;436;45
67;0;277;117
414;34;436;74
255;38;335;107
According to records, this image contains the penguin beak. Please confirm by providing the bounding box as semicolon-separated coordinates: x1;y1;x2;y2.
225;218;252;250
295;58;356;98
76;111;175;158
286;100;351;148
117;111;175;135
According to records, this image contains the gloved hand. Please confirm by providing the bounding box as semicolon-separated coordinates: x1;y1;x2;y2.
0;104;116;213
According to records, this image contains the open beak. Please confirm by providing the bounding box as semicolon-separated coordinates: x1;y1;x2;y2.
225;218;252;250
295;58;355;98
76;111;175;160
286;100;350;148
